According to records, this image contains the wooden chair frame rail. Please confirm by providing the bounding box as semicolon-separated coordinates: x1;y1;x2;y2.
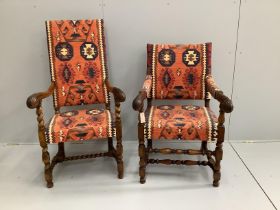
26;79;125;188
132;74;233;187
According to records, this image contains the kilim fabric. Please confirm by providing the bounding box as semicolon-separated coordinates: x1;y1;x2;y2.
46;19;109;109
145;105;217;141
147;43;212;100
46;109;114;143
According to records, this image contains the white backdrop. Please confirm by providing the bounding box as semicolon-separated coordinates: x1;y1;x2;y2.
0;0;279;143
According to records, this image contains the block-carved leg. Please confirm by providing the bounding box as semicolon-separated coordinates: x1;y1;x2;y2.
201;141;207;154
56;142;65;162
147;139;152;150
213;110;225;187
42;146;53;188
138;122;146;184
36;105;53;188
115;102;124;179
108;137;113;154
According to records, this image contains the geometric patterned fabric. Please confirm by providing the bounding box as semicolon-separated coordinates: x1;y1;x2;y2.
46;19;109;109
147;43;212;100
145;105;217;141
46;109;114;143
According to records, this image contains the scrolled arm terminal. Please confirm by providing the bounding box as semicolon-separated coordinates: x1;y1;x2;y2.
26;82;55;109
105;80;126;103
133;91;147;111
206;75;233;113
132;75;152;111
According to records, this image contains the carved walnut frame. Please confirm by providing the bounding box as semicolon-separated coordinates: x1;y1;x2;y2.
27;79;125;188
132;74;233;187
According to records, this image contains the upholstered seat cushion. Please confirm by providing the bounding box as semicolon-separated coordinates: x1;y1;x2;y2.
46;109;114;143
145;105;218;141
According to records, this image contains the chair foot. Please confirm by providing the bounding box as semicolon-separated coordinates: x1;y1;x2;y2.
140;178;146;184
118;174;124;179
117;160;124;179
46;181;54;188
44;170;53;188
213;170;221;187
213;181;219;187
139;165;146;184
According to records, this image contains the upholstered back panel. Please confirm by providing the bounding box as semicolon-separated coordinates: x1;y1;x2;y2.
46;19;109;109
147;43;211;100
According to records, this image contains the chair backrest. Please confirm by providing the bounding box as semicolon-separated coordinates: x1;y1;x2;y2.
46;19;109;109
147;43;212;100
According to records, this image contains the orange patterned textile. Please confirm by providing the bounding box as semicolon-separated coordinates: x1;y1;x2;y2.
46;109;114;143
46;19;109;109
145;105;217;141
147;43;212;100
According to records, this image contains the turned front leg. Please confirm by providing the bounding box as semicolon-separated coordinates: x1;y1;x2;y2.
115;102;124;179
213;110;225;187
107;137;114;157
147;139;152;150
36;105;53;188
56;142;65;162
138;122;146;184
42;145;53;188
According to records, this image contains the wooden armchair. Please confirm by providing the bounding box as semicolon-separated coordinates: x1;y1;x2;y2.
132;43;233;186
26;19;125;188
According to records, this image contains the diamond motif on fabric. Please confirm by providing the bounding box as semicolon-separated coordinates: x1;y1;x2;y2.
88;67;95;78
182;49;200;66
160;111;170;119
162;70;171;88
83;62;100;83
158;49;175;66
62;66;71;83
187;73;195;85
59;64;75;84
63;118;72;127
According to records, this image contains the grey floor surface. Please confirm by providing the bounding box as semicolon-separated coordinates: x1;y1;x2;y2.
0;141;279;210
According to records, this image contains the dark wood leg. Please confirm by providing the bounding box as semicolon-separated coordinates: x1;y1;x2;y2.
115;102;124;179
116;137;124;179
201;141;207;154
108;137;113;153
213;110;225;187
42;146;53;188
36;106;53;188
138;122;146;184
56;142;65;162
147;139;152;150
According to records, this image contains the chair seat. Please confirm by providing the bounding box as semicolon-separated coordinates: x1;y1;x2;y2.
46;109;114;144
145;105;218;141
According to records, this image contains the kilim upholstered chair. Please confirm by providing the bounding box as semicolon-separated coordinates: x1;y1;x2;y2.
132;43;233;186
26;19;125;188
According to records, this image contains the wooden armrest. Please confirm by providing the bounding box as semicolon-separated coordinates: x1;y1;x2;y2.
132;91;147;111
215;91;234;113
132;75;152;111
105;80;126;103
26;82;55;109
206;76;233;113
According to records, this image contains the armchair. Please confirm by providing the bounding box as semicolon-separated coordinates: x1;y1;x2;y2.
132;43;233;186
27;19;125;188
